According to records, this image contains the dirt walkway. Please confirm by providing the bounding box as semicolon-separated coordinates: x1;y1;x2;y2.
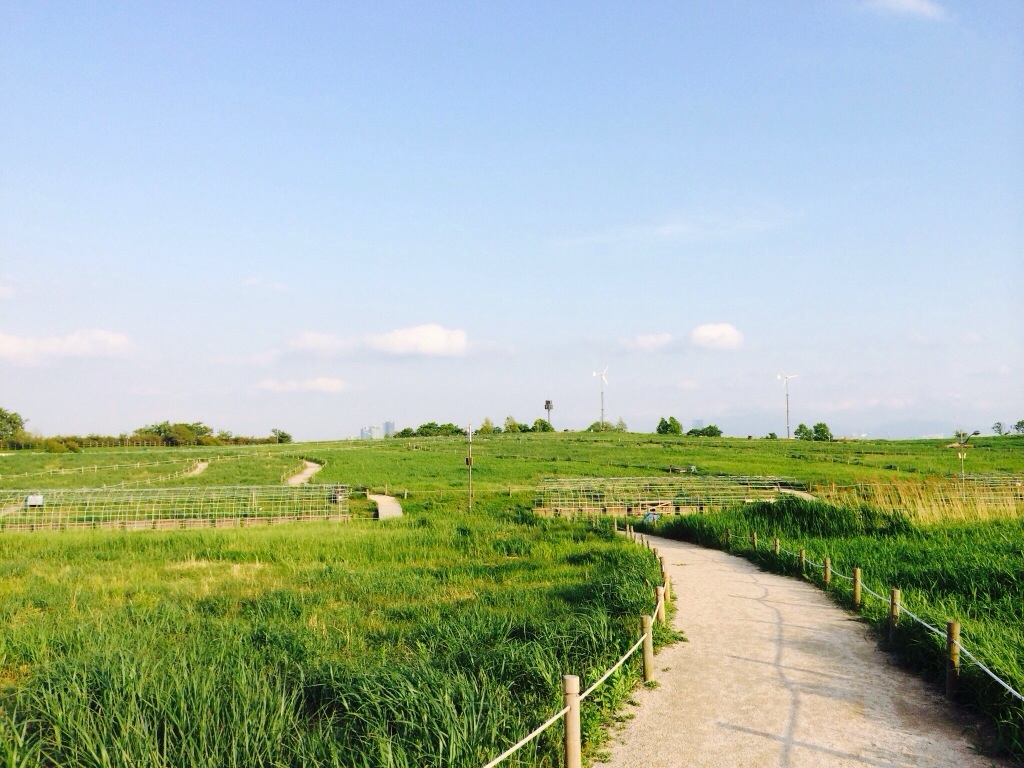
186;460;209;477
367;493;403;519
284;460;321;485
597;535;1011;768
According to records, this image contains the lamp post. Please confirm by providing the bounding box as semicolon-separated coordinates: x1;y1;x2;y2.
957;430;980;501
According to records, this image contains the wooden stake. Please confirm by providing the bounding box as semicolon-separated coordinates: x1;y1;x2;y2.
946;620;960;700
798;548;806;574
773;537;780;555
563;675;582;768
853;567;862;609
725;528;731;549
889;588;900;643
655;586;666;624
641;616;655;682
751;531;758;549
823;556;831;587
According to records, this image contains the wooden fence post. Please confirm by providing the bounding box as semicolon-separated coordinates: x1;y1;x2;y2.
725;528;731;549
655;586;666;624
773;537;780;555
659;556;671;600
641;616;655;682
946;621;960;700
823;557;831;587
563;675;582;768
751;531;758;549
853;567;862;609
798;548;806;574
889;588;900;643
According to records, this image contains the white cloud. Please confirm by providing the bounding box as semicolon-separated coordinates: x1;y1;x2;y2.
366;324;467;356
289;331;354;355
0;329;133;365
259;377;347;394
0;283;13;299
290;324;469;358
690;323;744;350
626;331;675;354
242;276;291;293
863;0;946;20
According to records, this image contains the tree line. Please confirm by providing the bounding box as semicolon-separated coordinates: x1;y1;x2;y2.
0;407;291;451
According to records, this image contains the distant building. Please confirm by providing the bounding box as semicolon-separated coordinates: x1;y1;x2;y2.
359;427;371;440
384;420;395;437
369;425;383;439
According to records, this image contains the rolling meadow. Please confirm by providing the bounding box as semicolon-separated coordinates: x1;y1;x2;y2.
0;432;1021;764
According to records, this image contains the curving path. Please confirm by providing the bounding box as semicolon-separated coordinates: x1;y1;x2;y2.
186;460;209;477
284;460;322;485
597;535;1011;768
367;493;403;519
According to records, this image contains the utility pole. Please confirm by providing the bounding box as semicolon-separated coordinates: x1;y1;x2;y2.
467;425;473;512
545;400;553;429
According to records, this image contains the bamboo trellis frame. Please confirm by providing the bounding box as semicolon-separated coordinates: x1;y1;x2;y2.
0;484;351;532
536;476;800;516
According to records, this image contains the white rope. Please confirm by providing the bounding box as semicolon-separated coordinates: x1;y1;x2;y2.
581;634;648;700
480;705;570;768
764;535;1024;707
898;605;946;639
953;640;1024;703
860;584;888;603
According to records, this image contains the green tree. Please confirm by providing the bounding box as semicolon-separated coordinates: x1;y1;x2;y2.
477;418;495;435
271;428;292;443
656;417;683;435
812;422;833;442
503;416;520;433
0;407;25;442
532;419;554;433
992;421;1005;436
794;423;813;441
1014;420;1024;435
765;432;778;439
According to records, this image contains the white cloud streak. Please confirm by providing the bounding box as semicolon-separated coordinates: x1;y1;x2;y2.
631;333;674;352
290;324;468;358
863;0;946;20
690;323;744;350
259;377;347;393
0;329;133;365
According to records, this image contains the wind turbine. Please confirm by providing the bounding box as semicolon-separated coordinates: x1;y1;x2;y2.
593;365;609;431
778;372;798;439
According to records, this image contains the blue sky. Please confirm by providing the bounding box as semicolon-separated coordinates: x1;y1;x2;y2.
1;0;1021;439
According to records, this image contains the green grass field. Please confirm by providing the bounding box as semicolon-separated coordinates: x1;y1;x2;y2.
0;433;1021;764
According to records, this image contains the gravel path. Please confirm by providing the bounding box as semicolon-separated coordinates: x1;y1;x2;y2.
185;460;209;477
367;493;403;519
597;535;1011;768
284;460;321;485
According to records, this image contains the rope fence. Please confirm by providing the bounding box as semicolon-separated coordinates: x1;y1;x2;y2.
481;524;668;768
735;529;1024;705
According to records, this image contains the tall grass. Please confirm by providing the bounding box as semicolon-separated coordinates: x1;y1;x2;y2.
0;494;672;766
637;497;1024;760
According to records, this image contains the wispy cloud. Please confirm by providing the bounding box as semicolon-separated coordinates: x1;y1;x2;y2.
863;0;946;20
242;276;292;293
290;324;468;358
0;329;133;365
628;333;674;352
560;207;795;248
691;323;743;350
258;377;348;393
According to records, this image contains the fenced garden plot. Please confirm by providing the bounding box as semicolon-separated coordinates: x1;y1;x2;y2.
0;483;351;532
535;475;798;517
